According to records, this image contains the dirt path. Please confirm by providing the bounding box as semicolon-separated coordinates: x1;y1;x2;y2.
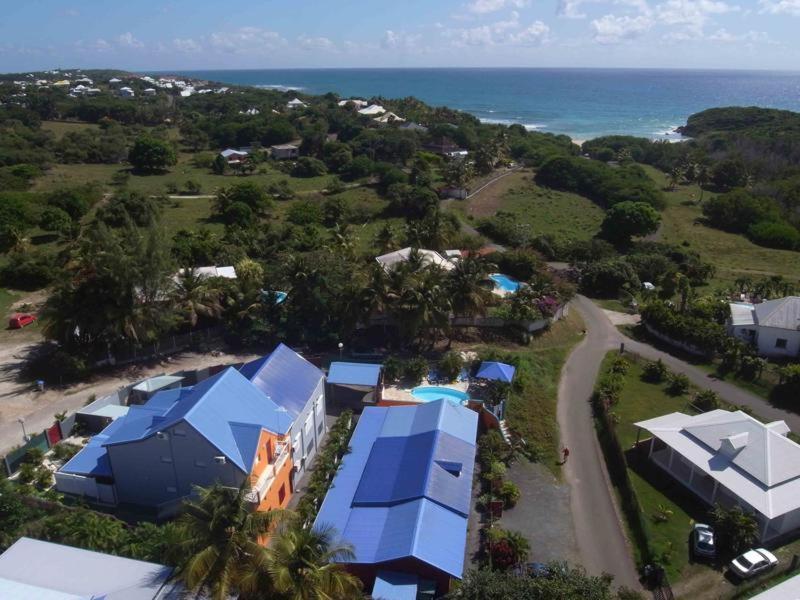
465;167;527;216
0;349;260;455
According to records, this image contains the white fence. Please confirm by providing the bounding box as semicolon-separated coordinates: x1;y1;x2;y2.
54;472;117;504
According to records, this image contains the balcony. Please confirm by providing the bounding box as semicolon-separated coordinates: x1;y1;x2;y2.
245;443;290;505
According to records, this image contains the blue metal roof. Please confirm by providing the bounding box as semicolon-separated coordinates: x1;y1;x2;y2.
96;368;291;472
240;343;324;419
476;361;516;383
372;571;422;600
328;362;382;387
313;399;477;580
59;417;130;477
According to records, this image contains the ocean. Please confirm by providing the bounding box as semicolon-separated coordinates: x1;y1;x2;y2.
170;68;800;141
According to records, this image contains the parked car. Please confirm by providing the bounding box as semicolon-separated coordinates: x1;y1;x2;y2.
9;313;36;329
691;523;716;558
730;549;778;579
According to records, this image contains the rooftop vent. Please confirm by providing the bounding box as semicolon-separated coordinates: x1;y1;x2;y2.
720;432;749;455
436;460;463;477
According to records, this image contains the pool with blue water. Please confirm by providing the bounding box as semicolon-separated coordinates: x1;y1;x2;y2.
410;386;469;403
489;273;521;293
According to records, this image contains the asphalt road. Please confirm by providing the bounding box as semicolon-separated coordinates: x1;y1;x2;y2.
558;295;800;590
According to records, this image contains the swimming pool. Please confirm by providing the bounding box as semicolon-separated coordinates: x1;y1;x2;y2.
411;386;469;403
489;273;521;293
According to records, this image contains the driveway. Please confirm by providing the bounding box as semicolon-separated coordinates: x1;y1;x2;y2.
557;296;641;590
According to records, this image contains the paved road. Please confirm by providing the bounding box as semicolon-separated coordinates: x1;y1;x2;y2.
557;296;641;590
559;295;800;589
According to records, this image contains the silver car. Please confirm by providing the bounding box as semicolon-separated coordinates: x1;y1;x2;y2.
691;523;715;558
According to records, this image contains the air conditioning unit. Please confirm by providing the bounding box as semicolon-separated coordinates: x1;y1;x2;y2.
213;456;226;465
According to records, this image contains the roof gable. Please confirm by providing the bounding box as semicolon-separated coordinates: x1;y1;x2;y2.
239;343;324;419
754;297;800;330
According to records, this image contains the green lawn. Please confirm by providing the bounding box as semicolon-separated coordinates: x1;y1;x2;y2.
40;120;100;138
643;165;800;289
484;310;585;474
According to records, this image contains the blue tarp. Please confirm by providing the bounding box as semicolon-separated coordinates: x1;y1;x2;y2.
327;362;382;387
313;399;478;580
476;361;516;383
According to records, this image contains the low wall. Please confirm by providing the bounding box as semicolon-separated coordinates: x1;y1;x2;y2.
644;323;710;358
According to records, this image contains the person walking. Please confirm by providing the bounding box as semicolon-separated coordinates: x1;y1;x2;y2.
562;447;570;464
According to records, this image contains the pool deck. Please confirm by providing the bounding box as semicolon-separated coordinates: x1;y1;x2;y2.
382;380;469;404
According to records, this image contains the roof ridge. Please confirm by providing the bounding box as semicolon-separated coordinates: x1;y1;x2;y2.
758;297;793;326
182;367;235;421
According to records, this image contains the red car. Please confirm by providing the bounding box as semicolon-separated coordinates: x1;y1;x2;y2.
9;314;36;329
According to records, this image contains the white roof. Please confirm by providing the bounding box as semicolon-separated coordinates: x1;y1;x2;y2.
108;77;122;83
220;148;248;158
132;374;185;392
287;98;306;106
636;410;800;518
179;265;237;279
754;296;800;331
374;112;405;123
375;247;455;272
0;537;173;600
358;104;386;115
750;573;800;599
730;302;755;327
339;99;369;108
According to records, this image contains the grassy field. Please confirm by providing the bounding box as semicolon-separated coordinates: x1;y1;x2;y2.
643;166;800;289
451;171;604;243
482;310;585;475
40;120;100;138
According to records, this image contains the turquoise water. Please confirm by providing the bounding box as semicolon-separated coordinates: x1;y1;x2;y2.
411;386;469;403
489;273;521;293
169;68;800;140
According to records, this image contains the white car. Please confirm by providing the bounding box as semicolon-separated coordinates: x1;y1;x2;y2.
730;548;778;579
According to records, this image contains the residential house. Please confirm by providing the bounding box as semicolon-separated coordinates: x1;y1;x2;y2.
176;265;237;280
0;537;178;599
270;144;300;160
636;409;800;541
118;86;135;98
241;107;261;116
56;344;326;516
358;104;386;116
374;112;406;125
400;122;429;133
728;297;800;357
143;87;157;96
220;148;249;165
376;247;456;272
339;98;369;109
239;343;327;481
424;137;468;158
52;79;70;87
287;97;307;109
108;77;122;86
313;399;478;597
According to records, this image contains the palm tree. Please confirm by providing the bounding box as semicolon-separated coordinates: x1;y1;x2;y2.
447;256;493;319
172;269;224;328
374;223;399;254
696;164;710;202
263;522;362;600
171;484;285;600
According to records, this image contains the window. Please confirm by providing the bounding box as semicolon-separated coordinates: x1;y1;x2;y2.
306;439;314;457
315;394;324;417
278;484;286;504
776;338;788;349
194;460;207;468
318;421;324;435
304;415;313;437
254;453;261;464
160;456;173;463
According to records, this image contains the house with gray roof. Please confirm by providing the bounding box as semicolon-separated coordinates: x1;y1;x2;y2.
636;409;800;541
0;537;177;599
728;297;800;357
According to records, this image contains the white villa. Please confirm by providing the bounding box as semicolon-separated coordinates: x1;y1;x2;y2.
338;99;369;109
636;409;800;541
374;112;405;124
287;98;307;109
358;104;386;116
375;247;456;272
728;297;800;357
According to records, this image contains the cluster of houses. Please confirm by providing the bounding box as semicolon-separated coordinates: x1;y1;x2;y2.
218;143;300;165
46;340;495;597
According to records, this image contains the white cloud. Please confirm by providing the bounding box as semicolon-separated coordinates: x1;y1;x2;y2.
209;27;287;54
297;35;336;52
759;0;800;14
446;13;550;46
559;0;650;20
508;20;551;44
116;32;143;49
466;0;530;14
173;38;201;53
655;0;737;35
381;30;421;50
591;13;654;42
706;28;772;42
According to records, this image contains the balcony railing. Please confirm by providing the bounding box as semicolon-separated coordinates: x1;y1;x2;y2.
245;445;290;505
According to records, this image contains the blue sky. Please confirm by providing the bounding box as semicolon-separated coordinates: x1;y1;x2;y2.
0;0;798;71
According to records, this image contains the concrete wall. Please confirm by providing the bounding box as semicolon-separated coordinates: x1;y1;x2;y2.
755;327;800;358
107;421;245;509
290;377;327;483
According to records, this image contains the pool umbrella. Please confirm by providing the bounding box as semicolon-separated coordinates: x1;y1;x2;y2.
476;361;516;383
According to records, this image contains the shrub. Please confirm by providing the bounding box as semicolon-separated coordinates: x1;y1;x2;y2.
39;206;73;234
286;200;323;225
666;373;690;396
403;356;428;384
748;220;800;250
596;372;623;407
693;389;721;411
382;356;403;382
499;480;521;508
267;179;294;200
610;355;630;375
438;351;464;382
642;359;668;383
292;157;327;178
0;251;57;290
51;442;82;462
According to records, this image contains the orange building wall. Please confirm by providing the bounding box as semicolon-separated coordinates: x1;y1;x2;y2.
249;429;294;512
